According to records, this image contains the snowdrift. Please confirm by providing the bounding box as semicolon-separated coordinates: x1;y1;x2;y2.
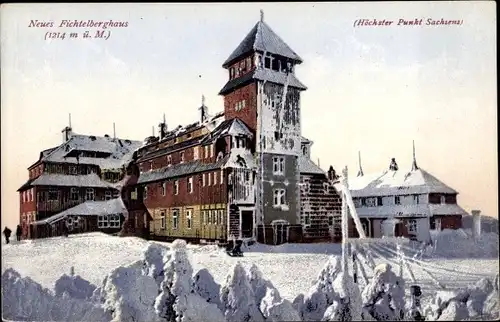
428;229;499;259
2;238;499;322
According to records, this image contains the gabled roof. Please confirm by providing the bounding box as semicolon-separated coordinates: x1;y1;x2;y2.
348;168;458;197
201;118;254;145
223;20;303;68
299;156;325;175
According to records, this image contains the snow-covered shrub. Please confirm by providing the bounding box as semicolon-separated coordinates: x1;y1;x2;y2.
54;271;97;300
429;228;499;259
220;262;265;322
466;277;494;318
297;255;342;321
361;263;406;321
260;287;301;321
192;268;222;310
247;263;276;306
143;243;170;287
155;239;224;322
97;259;160;322
1;268;110;322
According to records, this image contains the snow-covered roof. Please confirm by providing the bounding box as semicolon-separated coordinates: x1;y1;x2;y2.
299;156;325;175
429;203;467;216
42;134;142;170
222;148;256;169
33;198;128;225
31;173;115;189
348;168;458;197
137;156;229;185
219;68;307;95
222;20;303;68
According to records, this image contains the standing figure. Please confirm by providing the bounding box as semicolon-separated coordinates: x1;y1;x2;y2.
16;225;22;241
3;226;12;244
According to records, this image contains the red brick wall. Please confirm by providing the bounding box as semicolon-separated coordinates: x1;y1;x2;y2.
224;83;258;132
143;171;227;209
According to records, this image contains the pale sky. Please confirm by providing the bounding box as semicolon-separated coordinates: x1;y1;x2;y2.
1;2;497;229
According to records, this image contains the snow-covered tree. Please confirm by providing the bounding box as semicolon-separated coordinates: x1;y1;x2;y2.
97;260;160;322
260;287;301;321
192;268;222;310
247;263;276;306
322;271;362;321
220;262;265;322
143;243;170;287
54;269;97;300
155;239;224;322
361;263;406;321
466;277;494;318
297;255;342;321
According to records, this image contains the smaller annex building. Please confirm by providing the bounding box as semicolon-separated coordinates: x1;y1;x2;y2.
31;198;128;238
347;153;466;242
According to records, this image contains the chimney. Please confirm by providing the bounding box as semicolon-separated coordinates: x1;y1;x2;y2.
471;210;481;240
159;113;168;140
61;113;73;143
327;166;337;181
389;158;399;171
199;95;208;123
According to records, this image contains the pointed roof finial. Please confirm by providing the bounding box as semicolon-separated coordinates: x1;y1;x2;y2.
163;113;166;124
412;140;419;171
113;122;116;140
68;113;72;129
260;9;264;22
357;151;364;177
202;94;206;106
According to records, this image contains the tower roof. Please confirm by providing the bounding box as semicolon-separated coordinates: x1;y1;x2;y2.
222;19;303;68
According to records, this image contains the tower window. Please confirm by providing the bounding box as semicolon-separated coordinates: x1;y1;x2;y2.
264;56;271;69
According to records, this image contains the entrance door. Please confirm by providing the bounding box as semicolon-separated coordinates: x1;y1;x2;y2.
272;221;290;245
241;210;254;238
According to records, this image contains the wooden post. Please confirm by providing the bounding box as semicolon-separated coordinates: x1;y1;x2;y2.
341;166;349;274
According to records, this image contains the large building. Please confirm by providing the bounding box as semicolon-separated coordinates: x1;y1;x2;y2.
121;13;343;245
17;125;142;239
347;153;466;242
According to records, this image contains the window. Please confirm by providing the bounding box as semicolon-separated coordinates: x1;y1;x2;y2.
161;182;166;196
395;195;401;205
172;209;179;229
413;194;420;204
202;173;206;186
174;180;179;195
245;171;251;182
204;146;209;158
85;188;94;201
273;157;285;175
150;162;153;171
435;218;442;231
377;196;383;206
48;190;58;201
304;215;310;225
366;197;377;207
210;144;214;158
98;215;108;228
273;189;286;206
264;56;271;69
109;214;121;228
131;188;138;200
220;170;224;184
194;146;199;160
328;216;334;226
218;210;223;225
22;191;25;203
186;209;192;229
105;191;112;200
208;172;211;186
167;155;172;165
208;210;212;224
160;211;166;229
202;210;207;224
230;67;235;79
180;152;185;163
407;219;417;233
143;186;148;200
214;172;217;185
69;166;77;175
188;177;193;193
30;188;34;202
440;195;445;204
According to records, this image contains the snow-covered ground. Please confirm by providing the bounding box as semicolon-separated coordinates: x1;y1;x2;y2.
2;230;499;321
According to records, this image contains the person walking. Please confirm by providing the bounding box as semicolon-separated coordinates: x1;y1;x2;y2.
3;226;12;244
16;225;22;241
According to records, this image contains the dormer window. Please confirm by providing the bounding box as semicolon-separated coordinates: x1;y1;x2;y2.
180;151;185;163
440;195;446;204
229;67;235;79
264;56;271;69
302;145;308;156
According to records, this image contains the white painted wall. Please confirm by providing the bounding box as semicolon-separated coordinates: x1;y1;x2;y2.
415;217;431;242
